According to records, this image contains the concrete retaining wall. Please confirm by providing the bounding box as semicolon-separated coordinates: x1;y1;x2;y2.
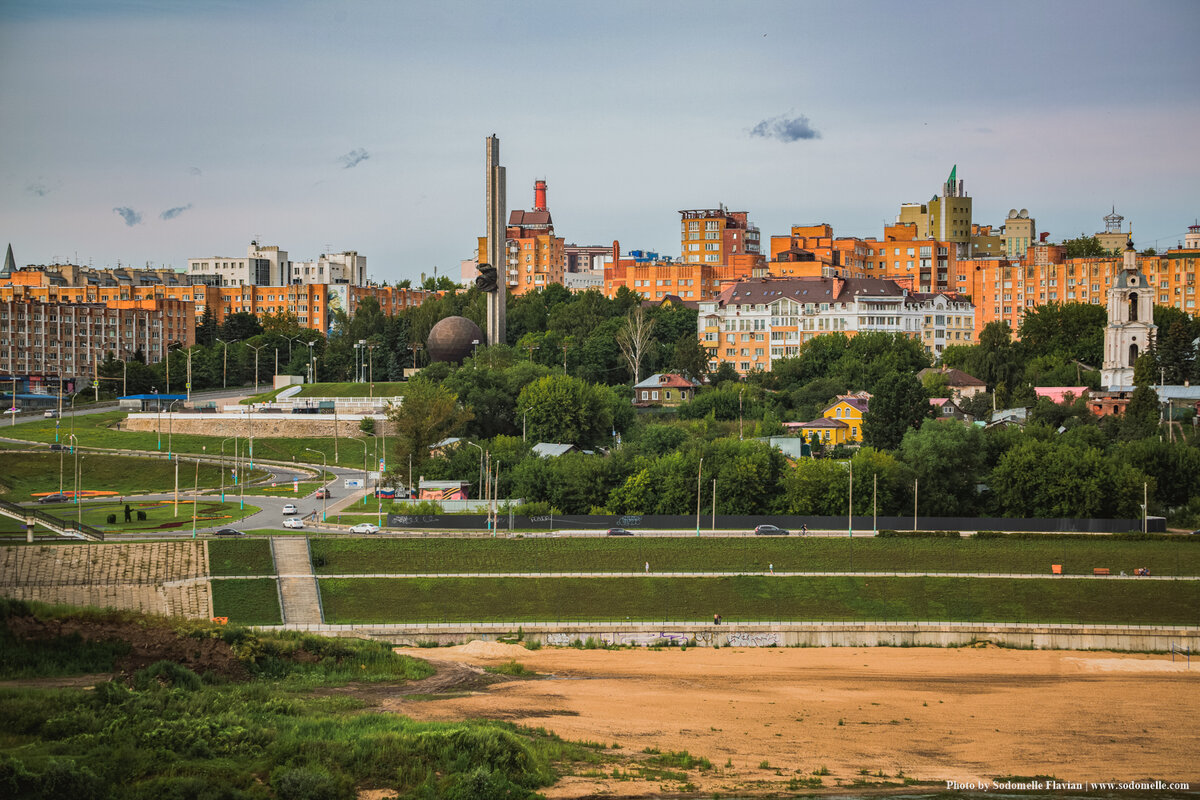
121;414;381;438
284;622;1200;653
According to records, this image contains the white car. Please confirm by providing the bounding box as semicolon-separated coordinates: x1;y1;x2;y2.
283;517;305;529
281;504;299;515
348;522;380;534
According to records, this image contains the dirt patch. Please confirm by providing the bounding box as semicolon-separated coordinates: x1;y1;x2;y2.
391;644;1200;797
4;615;249;682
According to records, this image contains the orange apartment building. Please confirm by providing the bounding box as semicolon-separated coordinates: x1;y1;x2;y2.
476;179;566;296
603;240;729;302
679;207;763;269
0;268;435;333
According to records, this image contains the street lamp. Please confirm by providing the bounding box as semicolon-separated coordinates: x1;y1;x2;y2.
68;434;79;506
471;339;480;361
216;338;238;389
304;447;328;522
220;436;237;502
167;399;182;458
367;342;376;397
350;437;368;505
306;340;317;383
466;441;484;498
246;343;265;392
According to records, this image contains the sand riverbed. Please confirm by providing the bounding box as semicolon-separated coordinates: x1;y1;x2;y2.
389;642;1199;797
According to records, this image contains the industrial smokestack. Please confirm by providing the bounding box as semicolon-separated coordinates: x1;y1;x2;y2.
534;180;547;212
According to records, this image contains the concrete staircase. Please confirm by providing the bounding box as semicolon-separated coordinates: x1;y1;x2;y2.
271;537;323;625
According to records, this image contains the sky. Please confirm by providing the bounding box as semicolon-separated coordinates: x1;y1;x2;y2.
2;0;1198;283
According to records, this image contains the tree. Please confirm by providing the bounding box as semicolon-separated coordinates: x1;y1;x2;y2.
516;374;613;447
862;371;933;451
669;336;711;382
899;419;985;516
1122;355;1161;440
195;308;218;347
615;305;656;386
219;312;263;342
989;439;1148;518
1061;235;1110;258
711;361;740;386
386;379;472;488
1016;302;1106;366
1157;318;1195;385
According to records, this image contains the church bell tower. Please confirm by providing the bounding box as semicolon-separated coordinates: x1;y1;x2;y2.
1101;239;1156;389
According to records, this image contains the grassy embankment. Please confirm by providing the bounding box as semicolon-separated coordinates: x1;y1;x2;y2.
0;452;267;501
0;499;262;537
309;536;1200;577
208;540;282;623
5;411;372;469
319;575;1200;626
0;599;608;798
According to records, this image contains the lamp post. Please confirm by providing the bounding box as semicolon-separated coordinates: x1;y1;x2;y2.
471;339;479;361
350;437;368;505
220;436;236;502
367;343;376;397
306;340;317;383
246;343;265;392
407;343;423;371
68;434;79;506
167;399;182;459
695;456;703;537
304;447;328;521
467;441;484;498
216;338;237;388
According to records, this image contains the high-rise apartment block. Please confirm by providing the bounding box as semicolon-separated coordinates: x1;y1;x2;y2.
679;206;762;270
898;166;973;258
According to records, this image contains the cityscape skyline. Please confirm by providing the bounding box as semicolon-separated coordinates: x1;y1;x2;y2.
2;0;1197;281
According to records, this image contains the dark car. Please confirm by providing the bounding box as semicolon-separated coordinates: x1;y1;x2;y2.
214;528;245;537
48;443;64;451
38;493;69;504
754;524;789;536
315;488;332;499
606;528;634;536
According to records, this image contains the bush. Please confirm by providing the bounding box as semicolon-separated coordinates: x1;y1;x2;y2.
132;661;203;691
271;765;353;800
137;510;147;521
876;530;960;538
106;514;117;524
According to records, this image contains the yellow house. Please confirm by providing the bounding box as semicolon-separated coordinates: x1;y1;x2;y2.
820;396;869;443
792;418;851;446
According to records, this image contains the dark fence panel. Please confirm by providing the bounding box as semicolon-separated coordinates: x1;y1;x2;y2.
385;512;1162;534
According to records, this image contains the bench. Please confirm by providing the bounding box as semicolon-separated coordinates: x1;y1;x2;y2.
1093;568;1110;576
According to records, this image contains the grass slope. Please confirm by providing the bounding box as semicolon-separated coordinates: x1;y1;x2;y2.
310;536;1200;577
0;452;264;500
5;411;375;469
0;499;262;534
211;578;282;624
209;539;276;576
318;576;1200;626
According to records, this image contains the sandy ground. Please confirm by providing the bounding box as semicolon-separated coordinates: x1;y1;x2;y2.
389;642;1200;798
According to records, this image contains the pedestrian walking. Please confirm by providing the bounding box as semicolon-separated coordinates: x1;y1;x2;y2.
714;613;720;626
645;561;650;573
769;563;773;574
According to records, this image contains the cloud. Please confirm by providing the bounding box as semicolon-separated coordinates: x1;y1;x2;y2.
26;182;51;196
188;166;202;176
113;206;142;226
160;203;193;221
749;113;822;142
338;148;370;169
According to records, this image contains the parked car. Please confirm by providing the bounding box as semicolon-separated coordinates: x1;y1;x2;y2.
44;410;59;418
48;443;64;451
281;503;299;515
283;518;305;529
315;488;332;499
754;524;789;536
214;528;245;537
38;493;69;504
606;528;634;536
348;522;380;534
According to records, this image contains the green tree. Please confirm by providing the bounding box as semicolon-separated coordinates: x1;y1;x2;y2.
516;374;613;447
669;336;711;382
195;307;218;347
989;439;1148;518
1122;353;1161;440
782;457;846;515
1016;302;1106;366
219;312;263;341
1061;234;1109;258
862;371;932;451
898;419;985;516
386;380;472;488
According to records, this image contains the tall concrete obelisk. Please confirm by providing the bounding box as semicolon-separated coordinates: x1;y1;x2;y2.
485;135;507;346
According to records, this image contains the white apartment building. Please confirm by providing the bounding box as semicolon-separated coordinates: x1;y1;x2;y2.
187;242;367;287
698;277;974;374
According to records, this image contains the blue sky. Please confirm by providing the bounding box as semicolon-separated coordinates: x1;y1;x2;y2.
2;0;1198;282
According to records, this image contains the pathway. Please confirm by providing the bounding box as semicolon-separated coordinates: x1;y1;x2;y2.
271;537;323;625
